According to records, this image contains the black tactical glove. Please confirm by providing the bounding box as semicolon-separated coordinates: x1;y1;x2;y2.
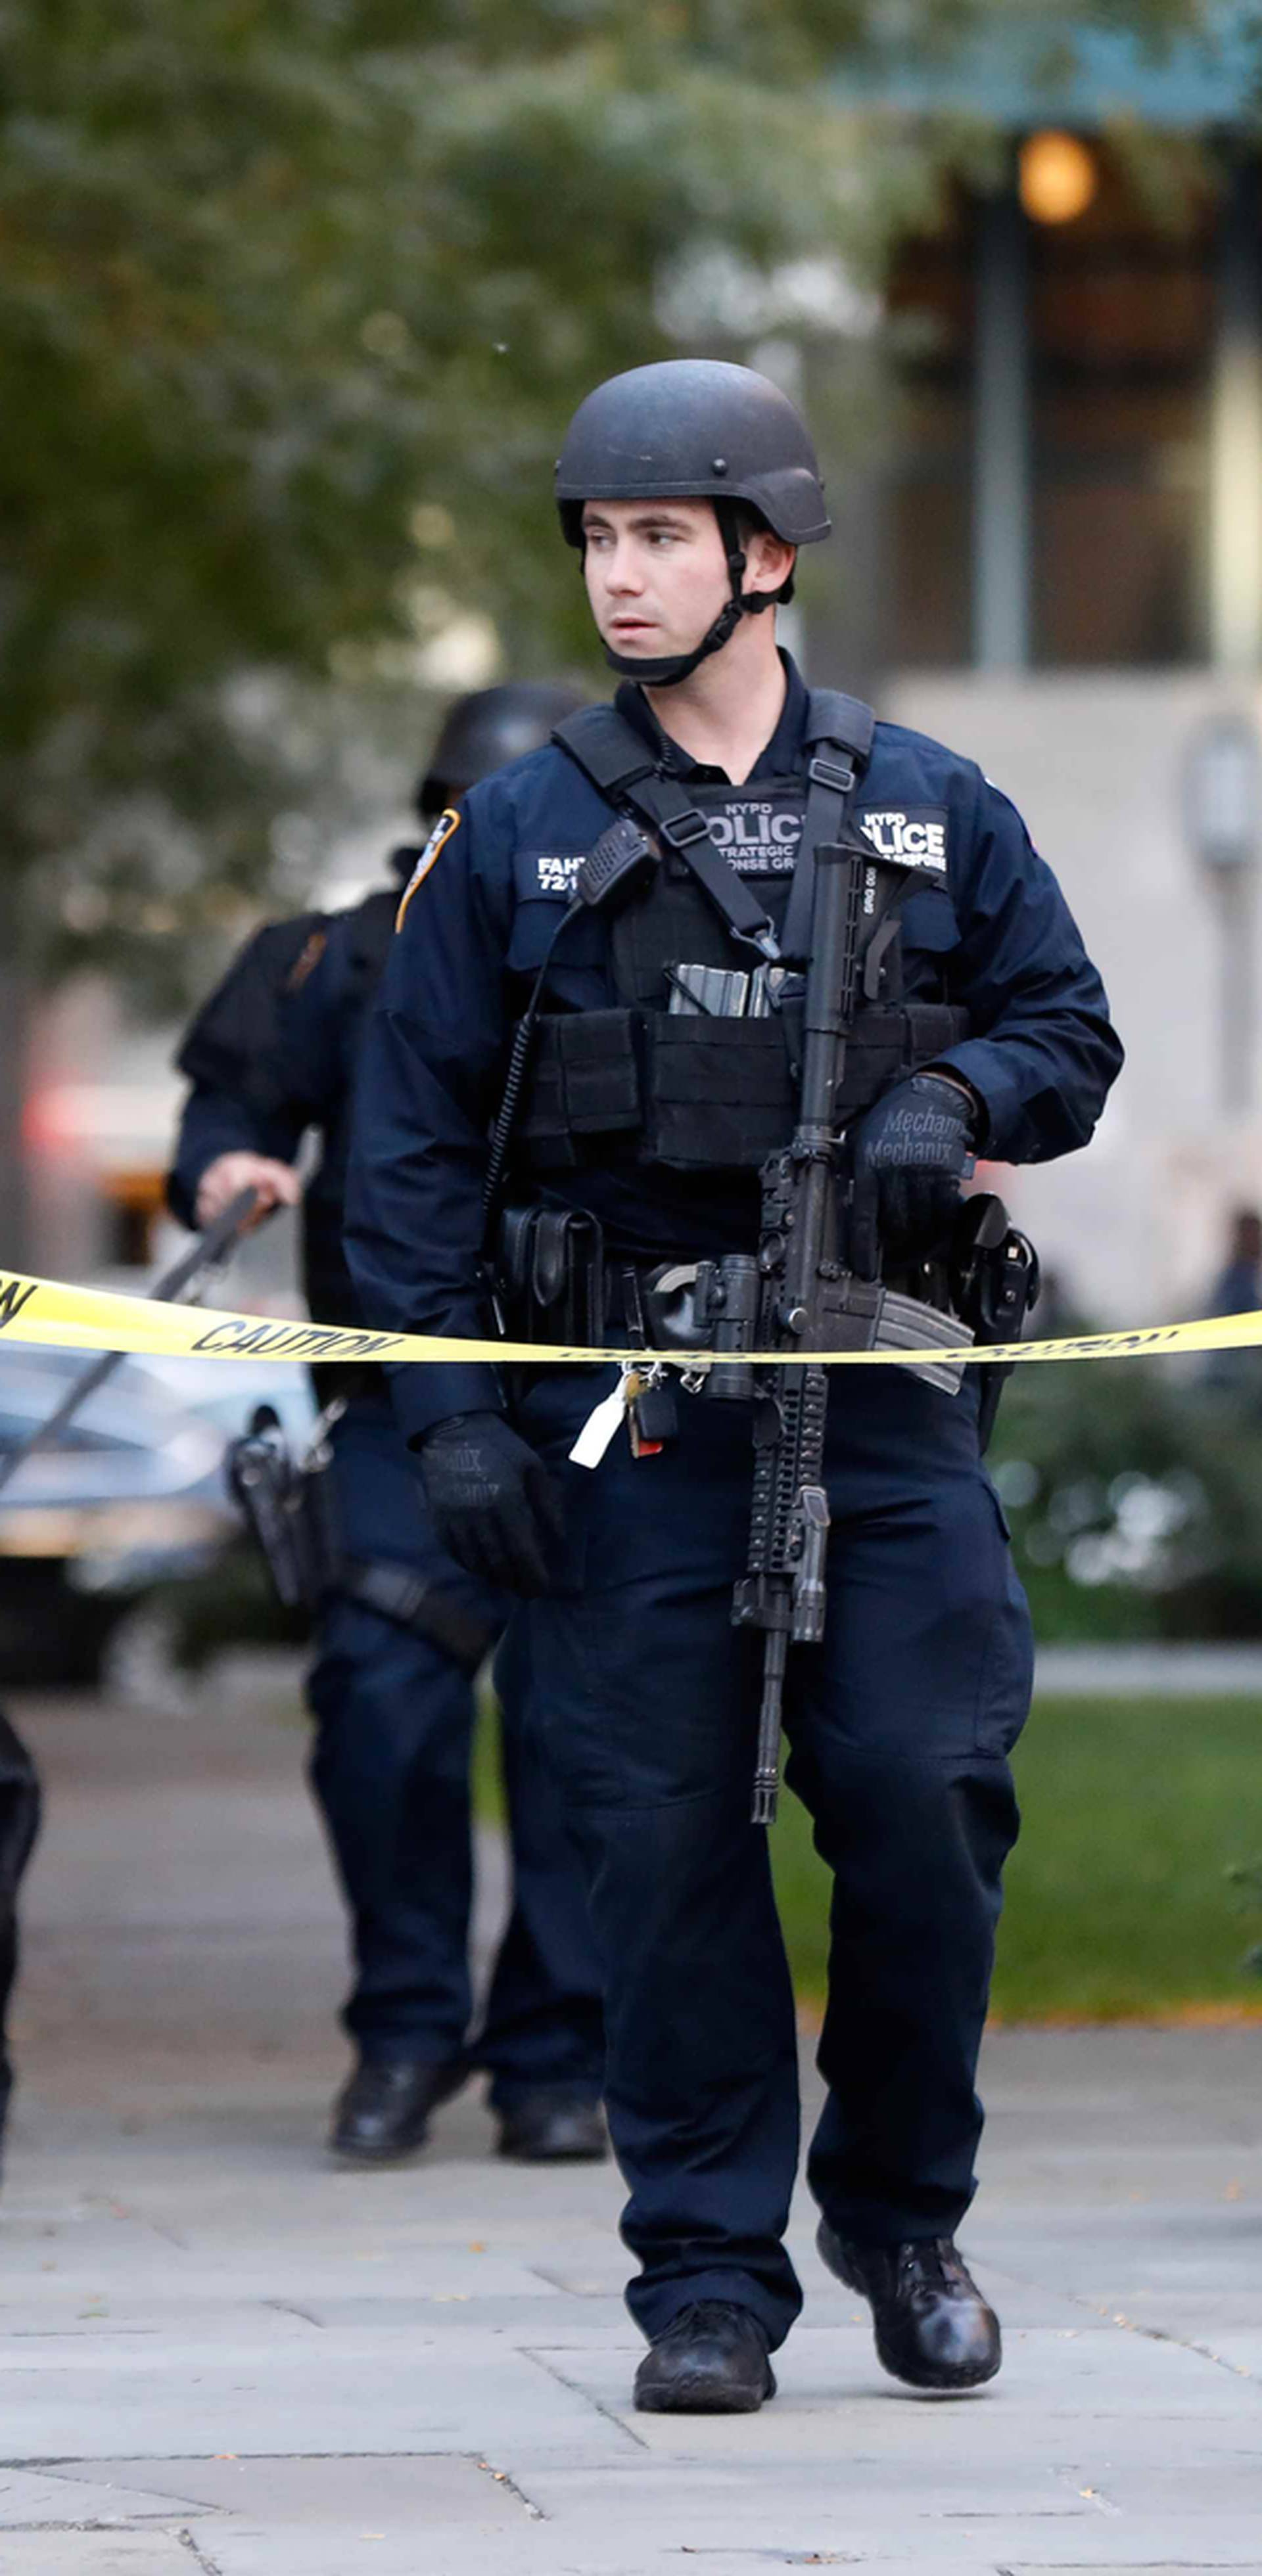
849;1071;979;1279
418;1410;567;1598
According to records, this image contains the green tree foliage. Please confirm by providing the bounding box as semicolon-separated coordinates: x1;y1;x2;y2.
0;0;1216;995
989;1348;1262;1641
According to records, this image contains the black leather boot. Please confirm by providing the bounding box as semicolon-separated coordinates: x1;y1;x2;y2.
330;2056;466;2163
634;2301;776;2414
495;2086;607;2163
818;2222;1001;2390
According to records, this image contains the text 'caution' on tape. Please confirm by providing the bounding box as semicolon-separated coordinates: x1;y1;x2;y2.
0;1268;1260;1373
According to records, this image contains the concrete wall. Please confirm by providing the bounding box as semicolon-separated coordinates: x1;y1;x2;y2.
884;671;1262;1326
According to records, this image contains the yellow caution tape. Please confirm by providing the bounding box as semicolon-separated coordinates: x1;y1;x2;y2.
0;1266;1260;1371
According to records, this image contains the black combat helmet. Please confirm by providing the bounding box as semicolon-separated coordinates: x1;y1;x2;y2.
556;359;830;547
417;680;587;818
555;359;830;687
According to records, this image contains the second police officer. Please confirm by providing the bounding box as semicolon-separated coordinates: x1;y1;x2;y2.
170;685;606;2168
345;365;1123;2409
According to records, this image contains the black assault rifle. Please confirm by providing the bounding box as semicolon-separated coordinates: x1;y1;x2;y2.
695;839;977;1825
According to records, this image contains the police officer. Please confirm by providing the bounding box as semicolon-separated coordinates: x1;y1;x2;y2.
169;685;607;2167
345;364;1123;2406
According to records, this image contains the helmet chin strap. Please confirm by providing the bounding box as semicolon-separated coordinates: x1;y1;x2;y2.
599;501;775;688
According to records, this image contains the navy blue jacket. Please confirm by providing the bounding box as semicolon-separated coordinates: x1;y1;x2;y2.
344;657;1123;1446
170;881;402;1329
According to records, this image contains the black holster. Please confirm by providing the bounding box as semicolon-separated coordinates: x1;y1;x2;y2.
227;1407;337;1615
225;1408;496;1672
496;1205;605;1343
948;1196;1040;1452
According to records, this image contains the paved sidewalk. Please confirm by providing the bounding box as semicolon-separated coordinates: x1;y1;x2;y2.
1;1684;1259;2575
1034;1642;1262;1694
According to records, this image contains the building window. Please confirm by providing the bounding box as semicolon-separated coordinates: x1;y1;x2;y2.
881;148;1219;669
1031;147;1213;666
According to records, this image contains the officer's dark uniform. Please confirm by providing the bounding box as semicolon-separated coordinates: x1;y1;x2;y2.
0;1710;39;2176
170;848;605;2136
344;365;1123;2377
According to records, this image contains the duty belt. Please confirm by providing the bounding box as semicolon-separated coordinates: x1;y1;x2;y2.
496;1214;972;1400
496;1196;1037;1416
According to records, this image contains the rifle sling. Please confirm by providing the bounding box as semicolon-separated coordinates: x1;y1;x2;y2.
553;691;877;967
337;1557;496;1673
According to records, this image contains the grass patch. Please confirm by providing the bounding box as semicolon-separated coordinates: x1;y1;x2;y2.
479;1689;1262;2022
772;1695;1262;2021
474;1688;507;1829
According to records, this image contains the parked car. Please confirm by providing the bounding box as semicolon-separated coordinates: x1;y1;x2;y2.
0;1345;314;1685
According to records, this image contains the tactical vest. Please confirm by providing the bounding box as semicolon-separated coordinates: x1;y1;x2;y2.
176;886;400;1329
291;888;398;1325
511;696;970;1177
175;910;331;1120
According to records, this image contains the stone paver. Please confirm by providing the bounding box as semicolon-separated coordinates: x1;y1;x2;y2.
1;1684;1259;2574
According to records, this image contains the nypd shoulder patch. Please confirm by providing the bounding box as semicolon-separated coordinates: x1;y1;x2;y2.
856;806;948;871
396;807;461;929
283;927;328;994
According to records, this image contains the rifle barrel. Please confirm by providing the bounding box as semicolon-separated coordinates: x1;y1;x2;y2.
752;1629;789;1826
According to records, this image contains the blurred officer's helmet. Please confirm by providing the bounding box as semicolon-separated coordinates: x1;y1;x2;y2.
417;681;587;819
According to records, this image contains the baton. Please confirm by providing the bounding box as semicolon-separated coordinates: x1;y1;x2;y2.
0;1185;262;1495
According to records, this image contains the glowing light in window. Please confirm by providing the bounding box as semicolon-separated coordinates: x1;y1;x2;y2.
1019;131;1098;227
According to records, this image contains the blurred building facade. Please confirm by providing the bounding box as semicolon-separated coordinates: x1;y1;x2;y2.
818;7;1262;1324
